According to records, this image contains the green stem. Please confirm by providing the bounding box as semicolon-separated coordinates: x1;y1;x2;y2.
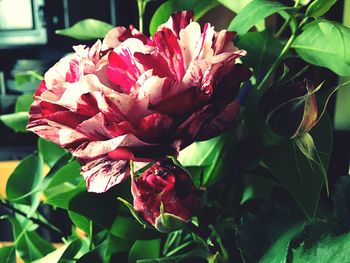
89;220;94;250
137;0;149;33
256;33;296;90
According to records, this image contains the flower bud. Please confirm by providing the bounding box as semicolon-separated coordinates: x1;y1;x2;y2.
262;79;318;138
131;160;200;232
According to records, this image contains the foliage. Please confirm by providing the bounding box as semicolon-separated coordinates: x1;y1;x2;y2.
0;0;350;262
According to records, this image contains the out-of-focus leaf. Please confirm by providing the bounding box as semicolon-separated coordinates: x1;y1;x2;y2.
15;93;34;113
0;112;29;132
293;21;350;76
38;138;67;167
128;239;161;263
149;0;218;35
259;223;304;263
0;246;15;263
228;0;290;36
14;71;43;86
333;176;350;231
56;19;114;40
292;231;350;262
306;0;337;17
6;154;43;210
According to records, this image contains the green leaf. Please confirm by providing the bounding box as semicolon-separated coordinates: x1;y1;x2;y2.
306;0;337;17
0;112;29;132
0;246;16;263
237;30;287;77
149;0;218;35
259;223;304;263
228;0;290;36
110;216;160;240
68;190;119;229
117;197;148;227
38;138;67;167
106;234;134;256
128;239;161;263
45;186;84;210
56;19;114;40
32;239;81;263
8;217;55;262
14;71;43;86
6;154;43;207
292;21;350;76
44;161;81;198
15;94;34;113
68;210;91;234
178;134;228;167
295;133;329;195
217;0;252;13
241;173;276;204
44;160;84;209
261;114;332;219
292;231;350;262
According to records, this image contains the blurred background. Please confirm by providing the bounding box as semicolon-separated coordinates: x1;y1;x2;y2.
0;0;349;246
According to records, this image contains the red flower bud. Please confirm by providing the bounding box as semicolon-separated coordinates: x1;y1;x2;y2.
131;160;200;232
262;79;318;138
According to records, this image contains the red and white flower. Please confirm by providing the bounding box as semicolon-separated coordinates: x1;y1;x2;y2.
27;11;251;193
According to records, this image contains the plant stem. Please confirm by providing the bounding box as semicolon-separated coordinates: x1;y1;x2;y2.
89;220;94;250
256;33;296;90
137;0;149;33
0;199;64;237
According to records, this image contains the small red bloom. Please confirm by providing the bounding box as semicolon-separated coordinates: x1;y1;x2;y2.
131;160;200;232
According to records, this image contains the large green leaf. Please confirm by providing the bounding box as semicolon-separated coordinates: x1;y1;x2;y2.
149;0;218;35
0;112;29;132
228;0;289;36
56;19;114;40
38;138;67;167
0;246;15;263
292;231;350;262
261;114;332;219
293;21;350;76
306;0;337;17
259;223;304;263
128;239;161;263
6;154;43;208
